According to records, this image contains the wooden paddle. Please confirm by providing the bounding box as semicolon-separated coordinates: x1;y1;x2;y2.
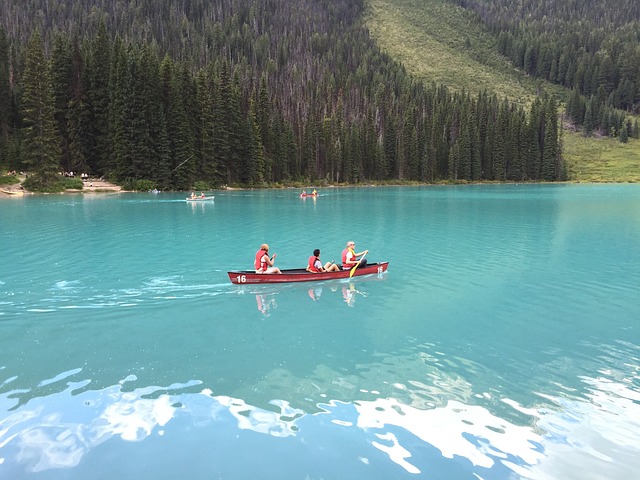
349;250;368;278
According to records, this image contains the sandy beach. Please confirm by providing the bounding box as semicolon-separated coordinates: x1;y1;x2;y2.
0;175;122;197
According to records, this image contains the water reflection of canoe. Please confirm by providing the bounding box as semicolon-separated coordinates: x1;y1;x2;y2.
228;261;388;284
186;195;215;202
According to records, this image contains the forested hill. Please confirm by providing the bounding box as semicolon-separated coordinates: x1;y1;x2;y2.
0;0;564;191
453;0;640;135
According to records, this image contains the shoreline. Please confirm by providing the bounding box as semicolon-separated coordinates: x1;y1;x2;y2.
2;178;638;199
0;175;123;198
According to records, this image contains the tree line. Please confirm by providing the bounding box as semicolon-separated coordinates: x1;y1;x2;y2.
0;0;565;190
454;0;640;141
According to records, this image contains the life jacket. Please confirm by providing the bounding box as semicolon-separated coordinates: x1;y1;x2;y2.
255;250;268;271
308;255;320;272
342;248;354;269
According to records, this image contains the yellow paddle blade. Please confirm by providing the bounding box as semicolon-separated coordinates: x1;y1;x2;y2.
349;251;368;278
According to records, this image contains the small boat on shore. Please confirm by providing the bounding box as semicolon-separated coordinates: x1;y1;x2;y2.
1;189;25;196
228;261;389;284
186;195;215;202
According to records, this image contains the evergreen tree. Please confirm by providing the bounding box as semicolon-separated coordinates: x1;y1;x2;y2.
525;116;541;180
448;141;460;181
66;37;91;175
86;20;112;176
256;76;273;181
541;97;559;180
246;102;265;186
470;119;481;181
566;86;583;125
619;122;629;143
109;40;134;180
583;98;595;136
0;27;12;166
195;69;218;185
21;30;60;188
227;71;247;184
169;65;196;189
457;112;472;181
492;102;508;180
129;45;157;181
50;34;73;172
507;110;525;181
383;116;397;179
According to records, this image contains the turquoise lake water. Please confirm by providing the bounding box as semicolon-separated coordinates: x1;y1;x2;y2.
1;184;639;479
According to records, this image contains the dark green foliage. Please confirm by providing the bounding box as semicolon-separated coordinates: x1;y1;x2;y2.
0;173;19;185
66;38;92;174
0;28;12;167
0;0;567;187
20;30;61;189
50;34;73;172
541;97;560;180
457;0;640;138
22;173;82;192
120;178;157;192
86;20;111;175
620;122;629;143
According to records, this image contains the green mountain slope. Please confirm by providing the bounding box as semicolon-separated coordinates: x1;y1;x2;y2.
366;0;640;182
365;0;537;102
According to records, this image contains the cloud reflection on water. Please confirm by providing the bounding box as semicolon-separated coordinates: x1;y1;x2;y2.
0;370;638;478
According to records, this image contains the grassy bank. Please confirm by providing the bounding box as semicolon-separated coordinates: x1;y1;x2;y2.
563;133;640;182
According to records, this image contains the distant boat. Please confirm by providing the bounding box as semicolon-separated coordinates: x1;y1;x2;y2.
186;195;215;202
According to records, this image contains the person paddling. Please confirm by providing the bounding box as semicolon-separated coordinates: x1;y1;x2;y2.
342;241;368;270
307;249;339;273
255;244;282;274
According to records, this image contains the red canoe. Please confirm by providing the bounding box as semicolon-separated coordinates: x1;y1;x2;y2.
228;262;389;284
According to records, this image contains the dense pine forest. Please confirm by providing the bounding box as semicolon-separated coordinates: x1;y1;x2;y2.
0;0;566;190
455;0;640;141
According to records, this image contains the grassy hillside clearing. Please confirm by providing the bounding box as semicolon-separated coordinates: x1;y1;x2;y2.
563;134;640;183
365;0;538;104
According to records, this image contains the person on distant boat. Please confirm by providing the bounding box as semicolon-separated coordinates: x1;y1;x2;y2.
301;190;307;196
255;244;282;274
312;189;317;195
342;241;368;270
307;249;340;273
190;192;197;199
200;192;205;198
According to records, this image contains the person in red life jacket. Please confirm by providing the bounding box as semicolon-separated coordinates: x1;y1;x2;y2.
255;244;282;274
342;241;368;270
306;249;339;273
